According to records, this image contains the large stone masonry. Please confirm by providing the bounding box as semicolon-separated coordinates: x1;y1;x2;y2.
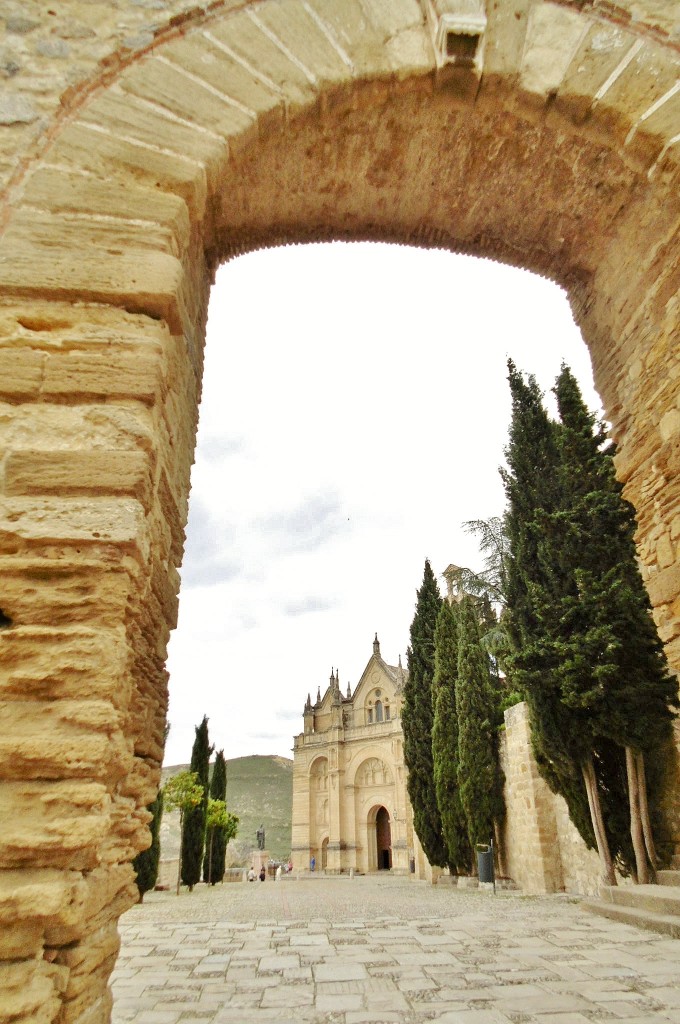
501;702;680;894
0;2;679;1022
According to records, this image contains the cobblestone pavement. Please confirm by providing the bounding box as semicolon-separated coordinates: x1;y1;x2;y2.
112;875;680;1024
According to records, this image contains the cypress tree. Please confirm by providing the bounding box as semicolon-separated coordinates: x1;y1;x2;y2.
203;750;228;884
501;361;657;883
181;716;213;890
551;365;678;879
164;770;203;895
204;800;238;884
501;362;609;872
402;559;448;867
456;595;505;852
132;789;163;901
432;599;472;873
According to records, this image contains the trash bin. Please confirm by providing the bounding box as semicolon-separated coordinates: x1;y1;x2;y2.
477;845;494;884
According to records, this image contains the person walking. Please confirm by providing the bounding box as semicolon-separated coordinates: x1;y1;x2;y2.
259;866;266;882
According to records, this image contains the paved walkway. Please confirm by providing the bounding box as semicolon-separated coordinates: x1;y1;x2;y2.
112;875;680;1024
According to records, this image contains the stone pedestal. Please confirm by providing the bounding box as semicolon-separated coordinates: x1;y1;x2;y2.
251;850;270;874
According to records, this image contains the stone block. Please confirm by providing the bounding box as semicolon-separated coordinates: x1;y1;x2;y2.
0;920;44;961
0;244;186;338
520;5;587;99
79;86;229;199
0;868;83;926
48;120;208;223
646;564;680;607
21;166;192;254
5;450;152;504
120;54;255;145
0;497;149;560
0;563;137;630
0;626;131;706
197;11;315;109
5;206;181;264
42;349;162;402
0;400;156;457
0;781;111;871
0;700;129;783
0;349;45;398
0;962;67;1022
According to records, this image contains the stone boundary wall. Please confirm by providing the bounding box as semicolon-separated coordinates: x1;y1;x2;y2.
500;702;607;894
500;702;661;895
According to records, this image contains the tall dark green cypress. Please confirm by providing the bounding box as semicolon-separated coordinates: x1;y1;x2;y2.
501;361;658;882
402;559;447;867
552;365;677;748
132;789;163;901
456;595;505;850
551;365;678;877
203;750;228;884
181;715;213;889
432;600;472;873
501;363;602;856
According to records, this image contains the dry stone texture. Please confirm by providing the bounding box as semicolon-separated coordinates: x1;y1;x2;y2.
0;2;679;1022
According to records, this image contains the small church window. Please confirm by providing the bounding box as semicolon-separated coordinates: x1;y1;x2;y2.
375;700;383;723
385;705;390;720
367;708;373;724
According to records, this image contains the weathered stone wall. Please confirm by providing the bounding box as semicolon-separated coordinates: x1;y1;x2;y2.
0;1;679;1021
500;703;604;895
500;703;677;894
0;295;204;1022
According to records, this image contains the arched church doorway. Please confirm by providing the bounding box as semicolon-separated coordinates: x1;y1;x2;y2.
321;837;329;871
376;807;392;871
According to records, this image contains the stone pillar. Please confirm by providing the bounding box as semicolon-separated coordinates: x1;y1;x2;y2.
0;298;201;1022
290;737;312;872
251;850;270;874
326;740;343;872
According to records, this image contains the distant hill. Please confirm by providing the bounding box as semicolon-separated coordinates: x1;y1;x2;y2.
160;754;293;863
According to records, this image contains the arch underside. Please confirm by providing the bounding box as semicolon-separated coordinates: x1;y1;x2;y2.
0;2;679;1022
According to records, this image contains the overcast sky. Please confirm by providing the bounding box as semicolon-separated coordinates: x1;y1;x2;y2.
163;242;601;767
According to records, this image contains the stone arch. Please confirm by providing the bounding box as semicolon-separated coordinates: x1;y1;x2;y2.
355;756;393;788
348;747;396;788
309;755;329;790
364;803;393;872
375;806;393;870
1;2;679;1020
308;755;329;862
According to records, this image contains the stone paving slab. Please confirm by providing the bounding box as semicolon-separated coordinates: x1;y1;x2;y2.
112;876;680;1023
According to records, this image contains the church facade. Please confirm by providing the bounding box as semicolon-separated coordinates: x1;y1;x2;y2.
292;636;423;875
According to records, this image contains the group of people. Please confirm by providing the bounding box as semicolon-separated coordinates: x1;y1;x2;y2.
247;860;293;882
